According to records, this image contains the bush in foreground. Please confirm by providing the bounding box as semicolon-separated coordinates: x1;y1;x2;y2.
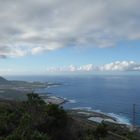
0;93;68;140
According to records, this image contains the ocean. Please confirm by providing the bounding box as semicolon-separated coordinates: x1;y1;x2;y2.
6;75;140;126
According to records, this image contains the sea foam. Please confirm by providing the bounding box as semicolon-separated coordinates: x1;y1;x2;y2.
72;106;131;125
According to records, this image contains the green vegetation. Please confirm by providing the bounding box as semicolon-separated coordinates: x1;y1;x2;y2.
94;123;108;140
0;93;140;140
0;93;67;140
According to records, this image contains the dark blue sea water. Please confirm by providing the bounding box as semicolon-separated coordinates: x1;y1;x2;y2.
6;75;140;126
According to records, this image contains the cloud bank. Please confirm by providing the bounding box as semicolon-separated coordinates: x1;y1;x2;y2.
0;0;140;57
46;61;140;73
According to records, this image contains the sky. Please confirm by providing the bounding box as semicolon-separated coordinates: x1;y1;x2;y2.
0;0;140;75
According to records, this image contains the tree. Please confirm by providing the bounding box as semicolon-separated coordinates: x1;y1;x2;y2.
0;93;68;140
94;122;108;140
27;93;45;105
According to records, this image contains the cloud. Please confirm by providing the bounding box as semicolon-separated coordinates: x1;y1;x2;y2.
100;61;140;71
0;55;7;59
0;0;140;57
0;68;13;75
46;64;97;73
46;61;140;73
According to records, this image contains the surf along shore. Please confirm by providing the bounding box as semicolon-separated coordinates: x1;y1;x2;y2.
40;93;132;129
0;76;133;130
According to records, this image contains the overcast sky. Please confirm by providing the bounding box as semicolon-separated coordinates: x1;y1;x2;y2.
0;0;140;75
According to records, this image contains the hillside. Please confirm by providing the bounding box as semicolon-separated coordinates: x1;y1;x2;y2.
0;93;140;140
0;76;57;101
0;76;8;83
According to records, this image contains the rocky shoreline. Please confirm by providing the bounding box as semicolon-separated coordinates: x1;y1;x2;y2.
40;95;67;105
68;109;118;124
40;94;132;127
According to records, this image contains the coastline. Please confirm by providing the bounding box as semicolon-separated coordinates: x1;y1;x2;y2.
68;108;131;126
40;93;131;127
0;76;132;127
41;82;133;127
41;95;68;105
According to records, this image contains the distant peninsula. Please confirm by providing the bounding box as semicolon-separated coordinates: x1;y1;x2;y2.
0;76;62;101
0;76;9;83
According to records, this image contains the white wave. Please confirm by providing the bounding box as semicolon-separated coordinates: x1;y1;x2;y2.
91;109;102;113
72;107;92;111
107;113;131;125
71;106;131;125
68;99;76;103
47;85;60;88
